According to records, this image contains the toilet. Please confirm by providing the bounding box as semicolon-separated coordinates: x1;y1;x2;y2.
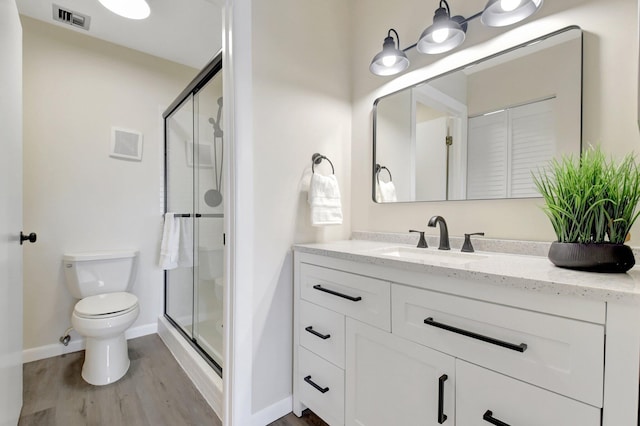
63;250;140;386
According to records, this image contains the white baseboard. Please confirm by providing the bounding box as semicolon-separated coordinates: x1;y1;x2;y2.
125;323;158;340
157;316;223;419
22;322;158;364
252;396;292;426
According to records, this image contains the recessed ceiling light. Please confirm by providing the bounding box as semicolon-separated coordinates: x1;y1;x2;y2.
98;0;150;20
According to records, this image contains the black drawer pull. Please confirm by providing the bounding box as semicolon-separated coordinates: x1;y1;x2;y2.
313;284;362;302
437;374;448;424
305;326;331;340
424;317;527;353
304;375;329;393
483;410;511;426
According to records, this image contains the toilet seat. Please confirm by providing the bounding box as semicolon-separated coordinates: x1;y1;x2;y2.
74;292;138;319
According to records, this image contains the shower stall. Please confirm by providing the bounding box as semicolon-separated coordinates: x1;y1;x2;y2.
163;54;224;376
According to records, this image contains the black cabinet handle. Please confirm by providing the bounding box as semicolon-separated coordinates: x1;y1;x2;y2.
313;284;362;302
424;317;527;353
20;232;37;245
437;374;448;424
305;326;331;340
483;410;511;426
304;375;329;394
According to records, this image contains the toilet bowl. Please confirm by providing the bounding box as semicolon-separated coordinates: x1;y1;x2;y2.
71;292;139;385
63;251;140;386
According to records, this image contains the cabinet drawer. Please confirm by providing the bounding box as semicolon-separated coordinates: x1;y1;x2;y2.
456;360;600;426
392;284;604;406
299;300;345;368
300;263;390;331
298;346;344;426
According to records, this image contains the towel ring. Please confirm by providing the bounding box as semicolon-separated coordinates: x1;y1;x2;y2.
375;164;392;182
312;153;335;174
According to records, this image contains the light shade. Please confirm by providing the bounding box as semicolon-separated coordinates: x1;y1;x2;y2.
98;0;150;20
369;33;410;76
417;7;466;55
481;0;543;27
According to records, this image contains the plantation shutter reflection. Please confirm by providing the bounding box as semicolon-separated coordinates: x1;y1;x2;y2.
467;111;508;199
467;98;555;199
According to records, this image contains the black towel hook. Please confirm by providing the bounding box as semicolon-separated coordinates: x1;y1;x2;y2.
375;163;392;182
312;153;335;174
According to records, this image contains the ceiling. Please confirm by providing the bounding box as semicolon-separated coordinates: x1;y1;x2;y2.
16;0;222;70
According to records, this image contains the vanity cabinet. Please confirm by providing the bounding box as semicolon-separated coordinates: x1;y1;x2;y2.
345;318;455;426
292;249;640;426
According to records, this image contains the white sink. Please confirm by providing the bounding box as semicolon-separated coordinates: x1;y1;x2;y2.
370;246;489;265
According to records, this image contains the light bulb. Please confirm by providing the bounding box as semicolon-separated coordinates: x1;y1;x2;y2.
382;55;398;67
500;0;521;12
98;0;150;20
432;28;450;44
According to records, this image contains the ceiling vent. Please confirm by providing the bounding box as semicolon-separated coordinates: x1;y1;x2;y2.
52;4;91;30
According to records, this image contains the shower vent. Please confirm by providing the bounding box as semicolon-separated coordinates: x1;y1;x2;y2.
52;4;91;30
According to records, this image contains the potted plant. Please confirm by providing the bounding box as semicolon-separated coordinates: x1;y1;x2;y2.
533;147;640;273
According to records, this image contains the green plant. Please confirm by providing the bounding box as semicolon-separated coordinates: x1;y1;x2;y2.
533;147;640;244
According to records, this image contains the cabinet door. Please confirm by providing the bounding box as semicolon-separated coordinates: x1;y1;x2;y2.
456;360;600;426
346;319;455;426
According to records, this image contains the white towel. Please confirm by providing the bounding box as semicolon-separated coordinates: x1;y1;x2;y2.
159;213;180;269
378;180;397;202
178;216;193;268
308;173;343;226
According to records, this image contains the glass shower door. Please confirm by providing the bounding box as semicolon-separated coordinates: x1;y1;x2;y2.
165;95;195;337
164;55;224;374
193;71;224;369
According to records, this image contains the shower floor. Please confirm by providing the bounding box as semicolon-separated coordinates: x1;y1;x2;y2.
186;317;223;368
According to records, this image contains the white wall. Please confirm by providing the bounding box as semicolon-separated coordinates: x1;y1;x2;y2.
225;0;351;423
351;0;640;243
21;17;198;357
250;0;352;416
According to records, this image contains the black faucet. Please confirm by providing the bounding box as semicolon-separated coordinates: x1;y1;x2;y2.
428;215;450;250
409;230;428;248
461;232;485;253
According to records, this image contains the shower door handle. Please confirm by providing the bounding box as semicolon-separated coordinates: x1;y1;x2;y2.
20;232;37;245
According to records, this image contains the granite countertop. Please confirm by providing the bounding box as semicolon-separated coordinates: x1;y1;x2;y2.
293;239;640;304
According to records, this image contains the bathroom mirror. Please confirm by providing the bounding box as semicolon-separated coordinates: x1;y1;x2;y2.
373;26;582;203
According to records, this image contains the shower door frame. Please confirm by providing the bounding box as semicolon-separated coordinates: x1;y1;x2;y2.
163;53;224;377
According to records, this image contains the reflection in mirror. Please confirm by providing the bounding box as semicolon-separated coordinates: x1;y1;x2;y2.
373;26;582;203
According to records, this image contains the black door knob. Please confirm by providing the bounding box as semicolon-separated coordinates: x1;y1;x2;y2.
20;232;37;245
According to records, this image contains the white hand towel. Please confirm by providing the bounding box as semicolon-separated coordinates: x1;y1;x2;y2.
308;173;343;226
379;180;397;202
178;216;194;268
159;213;180;270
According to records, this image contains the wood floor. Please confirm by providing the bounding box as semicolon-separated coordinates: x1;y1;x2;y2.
18;334;326;426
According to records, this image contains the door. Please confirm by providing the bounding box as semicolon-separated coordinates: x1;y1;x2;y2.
0;0;23;424
345;319;455;426
192;71;224;369
164;55;224;373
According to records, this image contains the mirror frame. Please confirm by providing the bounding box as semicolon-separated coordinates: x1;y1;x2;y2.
372;25;583;203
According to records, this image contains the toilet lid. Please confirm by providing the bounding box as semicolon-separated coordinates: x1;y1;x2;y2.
74;292;138;318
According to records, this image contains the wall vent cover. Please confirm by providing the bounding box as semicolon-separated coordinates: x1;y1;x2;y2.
52;4;91;30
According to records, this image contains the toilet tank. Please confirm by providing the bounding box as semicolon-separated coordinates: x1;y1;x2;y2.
63;250;139;299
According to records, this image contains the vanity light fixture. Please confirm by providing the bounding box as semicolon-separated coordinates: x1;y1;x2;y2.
98;0;150;20
369;29;410;76
481;0;544;27
370;0;544;76
416;1;468;54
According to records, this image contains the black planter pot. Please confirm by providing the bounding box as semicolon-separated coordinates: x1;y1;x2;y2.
548;242;636;273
